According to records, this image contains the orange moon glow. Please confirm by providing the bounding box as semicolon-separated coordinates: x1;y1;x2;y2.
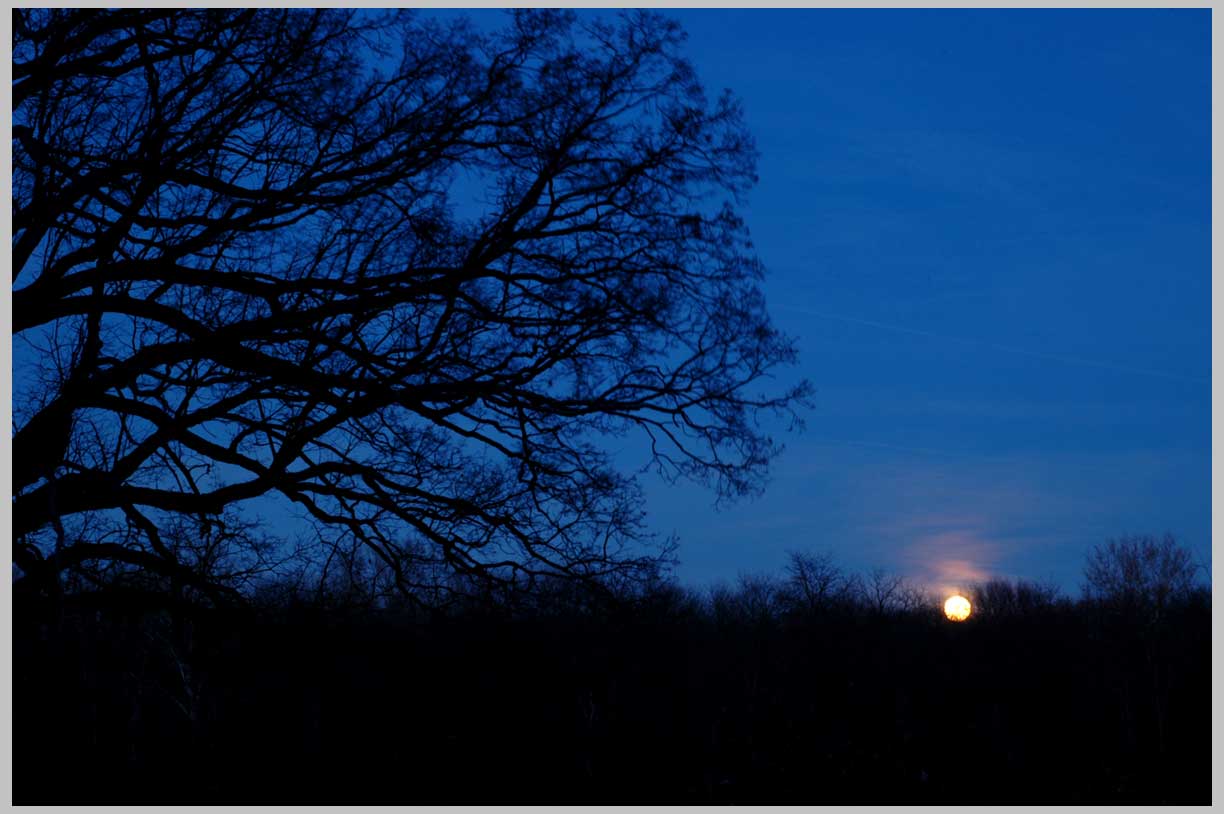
944;595;972;622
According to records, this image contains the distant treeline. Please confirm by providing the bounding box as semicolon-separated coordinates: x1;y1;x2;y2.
15;535;1210;804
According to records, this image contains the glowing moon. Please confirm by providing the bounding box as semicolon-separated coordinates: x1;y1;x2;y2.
944;594;972;622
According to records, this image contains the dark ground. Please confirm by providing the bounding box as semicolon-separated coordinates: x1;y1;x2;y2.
14;584;1210;804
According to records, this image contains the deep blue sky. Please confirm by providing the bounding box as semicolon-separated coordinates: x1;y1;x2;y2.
612;9;1211;594
23;10;1205;599
428;8;1212;594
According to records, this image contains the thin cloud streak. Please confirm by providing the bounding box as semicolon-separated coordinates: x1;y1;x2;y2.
776;304;1209;385
805;437;985;461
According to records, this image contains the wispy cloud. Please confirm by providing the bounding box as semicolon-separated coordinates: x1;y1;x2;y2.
775;304;1210;385
772;444;1207;591
658;429;1208;594
895;527;1005;596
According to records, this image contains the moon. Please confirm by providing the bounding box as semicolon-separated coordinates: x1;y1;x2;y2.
944;594;972;621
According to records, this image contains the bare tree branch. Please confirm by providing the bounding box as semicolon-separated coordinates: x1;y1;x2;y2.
13;9;811;602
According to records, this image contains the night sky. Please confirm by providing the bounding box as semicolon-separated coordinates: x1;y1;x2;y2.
14;11;1211;802
25;10;1206;597
611;9;1211;593
288;8;1212;595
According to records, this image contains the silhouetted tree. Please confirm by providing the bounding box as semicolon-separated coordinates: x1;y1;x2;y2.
1083;534;1206;767
969;577;1061;621
1083;534;1200;622
13;9;808;601
780;550;859;615
860;566;931;615
709;574;776;630
15;550;1210;803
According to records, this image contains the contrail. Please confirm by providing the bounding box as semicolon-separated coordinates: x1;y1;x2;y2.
775;304;1210;385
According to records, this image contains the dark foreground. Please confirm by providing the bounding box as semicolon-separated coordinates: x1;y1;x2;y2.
16;585;1209;804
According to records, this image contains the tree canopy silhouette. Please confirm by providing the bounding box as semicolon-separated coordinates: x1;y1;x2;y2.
1083;534;1202;622
13;9;809;601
